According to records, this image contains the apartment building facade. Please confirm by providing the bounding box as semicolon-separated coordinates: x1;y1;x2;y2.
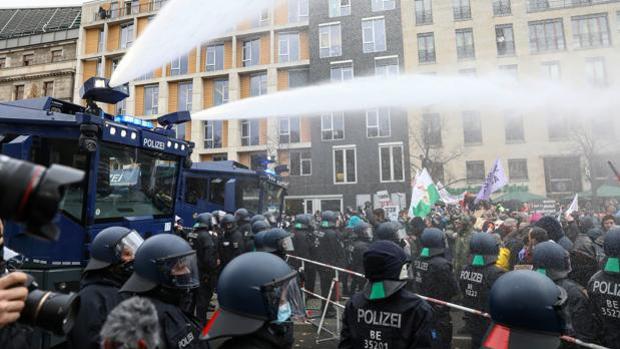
0;7;82;102
401;0;620;199
282;0;411;214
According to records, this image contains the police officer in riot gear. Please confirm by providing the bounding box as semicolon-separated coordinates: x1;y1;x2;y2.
291;214;315;290
120;234;208;349
317;210;346;316
588;227;620;348
349;222;372;294
68;226;144;349
481;270;570;348
219;213;244;268
532;240;597;344
458;232;505;348
257;228;295;260
251;214;268;226
375;222;408;253
411;228;459;349
193;212;220;324
340;240;434;349
264;211;278;227
235;208;254;252
202;252;305;349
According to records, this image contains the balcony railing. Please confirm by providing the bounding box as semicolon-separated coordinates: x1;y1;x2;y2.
573;33;611;49
453;6;472;20
527;0;620;12
418;51;436;63
92;0;169;22
415;11;433;25
493;2;512;16
457;46;475;60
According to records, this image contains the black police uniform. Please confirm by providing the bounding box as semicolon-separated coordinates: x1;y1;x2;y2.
237;221;254;253
588;269;620;348
195;227;219;323
219;229;244;268
412;254;459;349
349;237;370;294
317;225;345;312
148;295;208;349
68;272;126;349
340;289;434;349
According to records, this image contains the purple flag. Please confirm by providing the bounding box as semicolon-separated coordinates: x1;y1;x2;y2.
475;159;508;203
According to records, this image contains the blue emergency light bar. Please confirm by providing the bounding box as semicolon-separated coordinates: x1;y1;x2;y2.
114;115;154;128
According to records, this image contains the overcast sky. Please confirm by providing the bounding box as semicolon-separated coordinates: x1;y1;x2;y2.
0;0;88;8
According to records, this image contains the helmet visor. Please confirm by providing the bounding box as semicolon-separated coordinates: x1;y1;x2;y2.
115;230;144;262
155;252;199;289
261;272;306;322
280;236;295;252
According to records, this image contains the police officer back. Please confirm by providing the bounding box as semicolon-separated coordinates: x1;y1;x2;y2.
533;240;598;345
317;211;346;316
219;213;244;269
340;240;434;349
120;234;208;349
193;212;219;324
235;208;254;252
257;228;295;260
458;232;505;349
349;222;372;294
411;228;459;349
69;226;144;349
588;227;620;348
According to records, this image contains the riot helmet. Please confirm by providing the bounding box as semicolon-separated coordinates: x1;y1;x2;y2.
235;208;251;223
320;211;338;228
603;227;620;273
420;228;446;257
258;228;294;257
375;222;399;242
251;214;268;225
252;220;270;235
201;252;305;340
532;241;572;280
353;222;373;242
469;232;500;266
120;234;199;294
293;214;313;231
220;214;236;232
85;226;144;273
194;212;213;230
362;241;412;300
263;211;278;226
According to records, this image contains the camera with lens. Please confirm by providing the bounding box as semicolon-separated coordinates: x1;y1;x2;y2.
0;154;84;335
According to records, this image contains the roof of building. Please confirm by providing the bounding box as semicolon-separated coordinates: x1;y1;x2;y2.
0;7;81;40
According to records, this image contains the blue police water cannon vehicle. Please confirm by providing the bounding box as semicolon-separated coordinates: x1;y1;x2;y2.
177;160;288;226
0;77;193;293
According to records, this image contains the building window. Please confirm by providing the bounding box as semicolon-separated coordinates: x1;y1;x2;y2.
462;111;482;144
362;18;387;53
415;0;433;25
547;116;568;141
279;117;301;144
289;68;309;88
98;29;104;53
322;112;345;141
528;19;565;53
493;0;511;15
204;121;223;149
417;32;436;63
290;150;311;176
120;22;134;49
380;143;404;182
278;32;300;63
375;56;399;76
319;23;342;58
572;14;611;49
330;63;354;81
258;9;270;27
14;85;24;100
178;82;193;111
371;0;396;12
453;0;471;21
496;24;515;56
334;146;357;184
455;28;475;60
288;0;309;23
329;0;351;17
23;54;34;66
114;99;126;115
544;157;582;194
0;57;5;68
585;57;607;87
206;44;224;72
111;58;120;74
541;61;561;80
250;73;268;96
241;119;260;146
504;112;524;143
51;50;63;62
144;85;159;115
499;64;518;80
508;159;528;181
422;113;442;146
242;39;260;67
366;108;391;138
43;81;54;97
170;55;188;76
466;161;485;183
96;58;103;76
214;79;229;105
212;153;228;162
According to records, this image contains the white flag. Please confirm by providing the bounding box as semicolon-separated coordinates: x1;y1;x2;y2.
475;159;509;203
437;182;462;205
565;194;578;218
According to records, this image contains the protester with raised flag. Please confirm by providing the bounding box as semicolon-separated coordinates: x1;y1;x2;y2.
474;159;508;205
409;169;440;219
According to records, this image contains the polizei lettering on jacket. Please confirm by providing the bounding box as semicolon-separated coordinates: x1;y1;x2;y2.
592;280;620;297
460;270;483;283
357;309;402;328
143;137;165;151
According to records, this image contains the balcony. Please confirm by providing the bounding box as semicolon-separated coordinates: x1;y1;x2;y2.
457;46;475;60
91;0;169;22
493;2;512;16
453;6;472;21
418;51;436;64
527;0;620;13
415;11;433;25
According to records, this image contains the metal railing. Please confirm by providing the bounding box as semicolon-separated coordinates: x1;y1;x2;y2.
573;33;611;49
527;0;620;12
457;46;475;60
92;0;169;22
453;6;472;20
418;50;436;64
415;11;433;25
492;2;512;15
